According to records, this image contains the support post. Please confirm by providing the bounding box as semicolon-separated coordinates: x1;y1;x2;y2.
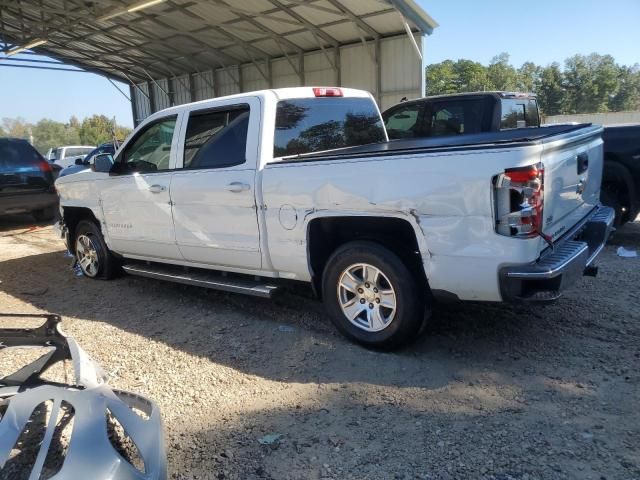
129;84;139;127
237;65;243;93
188;73;196;102
375;37;382;105
167;77;175;106
298;52;305;85
335;46;341;86
147;81;156;114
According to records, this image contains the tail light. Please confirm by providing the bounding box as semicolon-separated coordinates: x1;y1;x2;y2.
494;163;544;238
313;87;342;97
39;160;53;173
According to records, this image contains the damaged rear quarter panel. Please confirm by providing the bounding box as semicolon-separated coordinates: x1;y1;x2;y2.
261;145;543;300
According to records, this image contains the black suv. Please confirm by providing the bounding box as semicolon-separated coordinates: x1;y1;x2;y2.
0;138;58;221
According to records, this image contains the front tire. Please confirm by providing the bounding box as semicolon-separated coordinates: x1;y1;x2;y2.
322;241;427;349
74;220;119;279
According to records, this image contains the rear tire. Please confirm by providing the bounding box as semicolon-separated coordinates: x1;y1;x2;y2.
322;241;427;350
32;206;56;222
74;220;120;279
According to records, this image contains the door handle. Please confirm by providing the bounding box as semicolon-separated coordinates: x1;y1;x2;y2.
225;182;250;193
148;184;166;193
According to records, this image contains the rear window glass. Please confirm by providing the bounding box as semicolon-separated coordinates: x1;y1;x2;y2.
0;141;44;171
274;98;386;157
500;99;539;129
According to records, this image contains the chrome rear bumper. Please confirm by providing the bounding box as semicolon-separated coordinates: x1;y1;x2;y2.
499;205;615;302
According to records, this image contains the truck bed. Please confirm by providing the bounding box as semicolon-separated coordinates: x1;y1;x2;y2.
278;124;594;162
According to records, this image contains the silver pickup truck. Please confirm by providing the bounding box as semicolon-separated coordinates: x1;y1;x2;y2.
55;87;614;349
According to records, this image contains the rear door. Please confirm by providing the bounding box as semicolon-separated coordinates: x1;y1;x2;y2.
541;127;604;241
99;115;182;259
170;99;262;269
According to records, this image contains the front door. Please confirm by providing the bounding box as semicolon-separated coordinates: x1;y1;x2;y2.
170;101;262;269
100;115;182;260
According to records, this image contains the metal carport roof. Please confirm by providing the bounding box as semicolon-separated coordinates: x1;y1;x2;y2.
1;0;438;122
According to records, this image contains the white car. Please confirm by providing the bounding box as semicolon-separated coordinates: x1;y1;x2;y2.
55;87;614;349
48;145;96;169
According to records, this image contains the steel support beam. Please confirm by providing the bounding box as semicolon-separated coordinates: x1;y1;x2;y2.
130;84;139;127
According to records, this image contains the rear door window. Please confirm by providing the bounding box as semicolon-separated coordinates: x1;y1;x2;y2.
183;106;249;169
384;104;421;139
274;98;385;157
426;99;486;137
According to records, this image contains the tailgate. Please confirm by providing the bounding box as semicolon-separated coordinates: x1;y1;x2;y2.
541;125;603;242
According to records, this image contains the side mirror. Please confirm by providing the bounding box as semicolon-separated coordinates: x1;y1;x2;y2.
91;153;114;173
74;157;84;165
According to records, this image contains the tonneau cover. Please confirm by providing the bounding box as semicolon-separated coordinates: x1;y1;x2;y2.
282;123;594;161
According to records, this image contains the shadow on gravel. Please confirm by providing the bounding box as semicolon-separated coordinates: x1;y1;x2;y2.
0;238;626;390
0;214;54;234
169;391;638;480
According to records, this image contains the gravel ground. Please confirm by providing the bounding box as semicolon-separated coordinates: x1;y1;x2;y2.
0;214;639;480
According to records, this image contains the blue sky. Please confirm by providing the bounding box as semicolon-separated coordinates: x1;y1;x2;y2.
1;0;638;128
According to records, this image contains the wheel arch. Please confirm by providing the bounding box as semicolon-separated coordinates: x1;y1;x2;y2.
305;213;430;298
62;206;103;254
602;157;638;224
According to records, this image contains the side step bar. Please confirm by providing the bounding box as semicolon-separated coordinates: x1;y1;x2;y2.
122;263;279;298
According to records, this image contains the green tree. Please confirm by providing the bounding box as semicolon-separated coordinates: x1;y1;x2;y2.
79;115;112;145
517;62;541;93
425;59;458;95
537;63;565;116
31;119;81;154
486;53;518;91
1;117;31;139
608;64;640;112
563;54;618;113
452;59;489;92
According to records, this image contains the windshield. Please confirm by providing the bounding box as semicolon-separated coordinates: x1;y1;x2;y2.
51;148;63;161
274;97;386;157
63;147;94;158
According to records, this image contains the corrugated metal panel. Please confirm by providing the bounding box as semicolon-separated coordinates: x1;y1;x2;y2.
241;64;270;92
272;58;302;88
153;78;171;110
132;32;426;120
173;74;192;105
193;71;215;101
379;35;423;110
4;0;437;90
216;67;241;97
303;52;337;86
340;43;376;94
134;83;151;123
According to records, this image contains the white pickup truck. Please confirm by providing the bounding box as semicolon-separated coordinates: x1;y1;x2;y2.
55;87;614;349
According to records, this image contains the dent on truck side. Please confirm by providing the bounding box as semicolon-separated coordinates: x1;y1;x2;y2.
56;175;109;247
261;146;545;301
